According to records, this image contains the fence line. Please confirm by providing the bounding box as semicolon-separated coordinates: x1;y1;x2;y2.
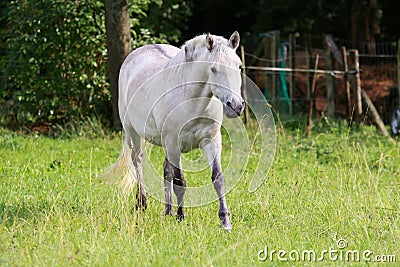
241;34;399;126
246;66;348;76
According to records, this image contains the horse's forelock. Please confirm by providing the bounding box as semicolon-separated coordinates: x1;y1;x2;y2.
185;34;233;61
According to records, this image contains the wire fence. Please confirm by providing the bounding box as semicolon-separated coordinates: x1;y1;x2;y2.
242;33;399;126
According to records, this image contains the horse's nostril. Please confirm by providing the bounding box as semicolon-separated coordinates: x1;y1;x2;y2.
226;101;232;108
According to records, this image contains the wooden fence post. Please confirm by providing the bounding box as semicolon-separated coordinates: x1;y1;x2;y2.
361;89;389;136
324;35;335;117
274;30;280;105
397;38;400;90
305;54;320;137
263;30;280;104
289;33;296;115
263;34;272;100
342;47;352;118
270;31;276;102
270;31;279;103
354;49;363;123
349;49;362;123
305;34;312;101
240;45;251;127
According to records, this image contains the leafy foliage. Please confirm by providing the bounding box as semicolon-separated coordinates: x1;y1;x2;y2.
140;0;192;45
0;0;191;127
128;0;192;47
1;0;110;126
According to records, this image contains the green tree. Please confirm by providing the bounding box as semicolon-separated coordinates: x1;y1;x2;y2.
1;0;109;126
1;0;191;128
105;0;132;129
140;0;192;45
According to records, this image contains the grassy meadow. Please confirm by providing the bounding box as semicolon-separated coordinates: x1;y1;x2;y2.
0;120;399;266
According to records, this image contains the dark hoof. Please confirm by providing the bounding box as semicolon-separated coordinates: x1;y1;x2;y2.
165;206;174;216
176;207;186;222
176;213;186;222
219;210;232;232
221;221;232;232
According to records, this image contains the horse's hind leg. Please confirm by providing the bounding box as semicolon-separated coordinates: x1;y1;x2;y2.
163;155;186;220
128;129;147;209
133;150;146;209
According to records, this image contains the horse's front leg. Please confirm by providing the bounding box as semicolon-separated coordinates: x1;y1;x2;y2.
163;157;174;216
201;134;232;232
164;156;186;220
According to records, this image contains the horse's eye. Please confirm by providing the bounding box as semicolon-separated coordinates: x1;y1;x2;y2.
211;67;217;73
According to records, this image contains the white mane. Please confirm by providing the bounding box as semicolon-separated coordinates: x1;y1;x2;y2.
166;34;231;68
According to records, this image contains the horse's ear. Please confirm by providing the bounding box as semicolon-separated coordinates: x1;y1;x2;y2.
184;45;192;62
228;31;240;50
206;33;213;52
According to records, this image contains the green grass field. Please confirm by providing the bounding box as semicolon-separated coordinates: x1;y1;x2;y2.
1;121;399;266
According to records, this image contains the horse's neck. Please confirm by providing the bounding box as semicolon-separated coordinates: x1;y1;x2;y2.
165;48;185;68
163;47;213;99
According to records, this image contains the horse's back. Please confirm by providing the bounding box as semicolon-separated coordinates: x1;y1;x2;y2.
123;44;178;71
119;44;179;117
120;44;179;90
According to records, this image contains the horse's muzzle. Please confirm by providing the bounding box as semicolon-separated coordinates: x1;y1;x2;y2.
225;100;245;118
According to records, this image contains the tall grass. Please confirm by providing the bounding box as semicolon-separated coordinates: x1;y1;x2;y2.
0;122;399;266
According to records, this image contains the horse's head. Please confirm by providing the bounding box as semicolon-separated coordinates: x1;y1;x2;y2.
183;32;245;118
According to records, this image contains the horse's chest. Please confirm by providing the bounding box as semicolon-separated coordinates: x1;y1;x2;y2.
178;119;220;153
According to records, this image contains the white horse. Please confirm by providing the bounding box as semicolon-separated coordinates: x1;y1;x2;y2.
102;32;244;231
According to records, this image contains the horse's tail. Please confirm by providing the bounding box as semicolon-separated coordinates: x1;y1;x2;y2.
98;140;137;194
